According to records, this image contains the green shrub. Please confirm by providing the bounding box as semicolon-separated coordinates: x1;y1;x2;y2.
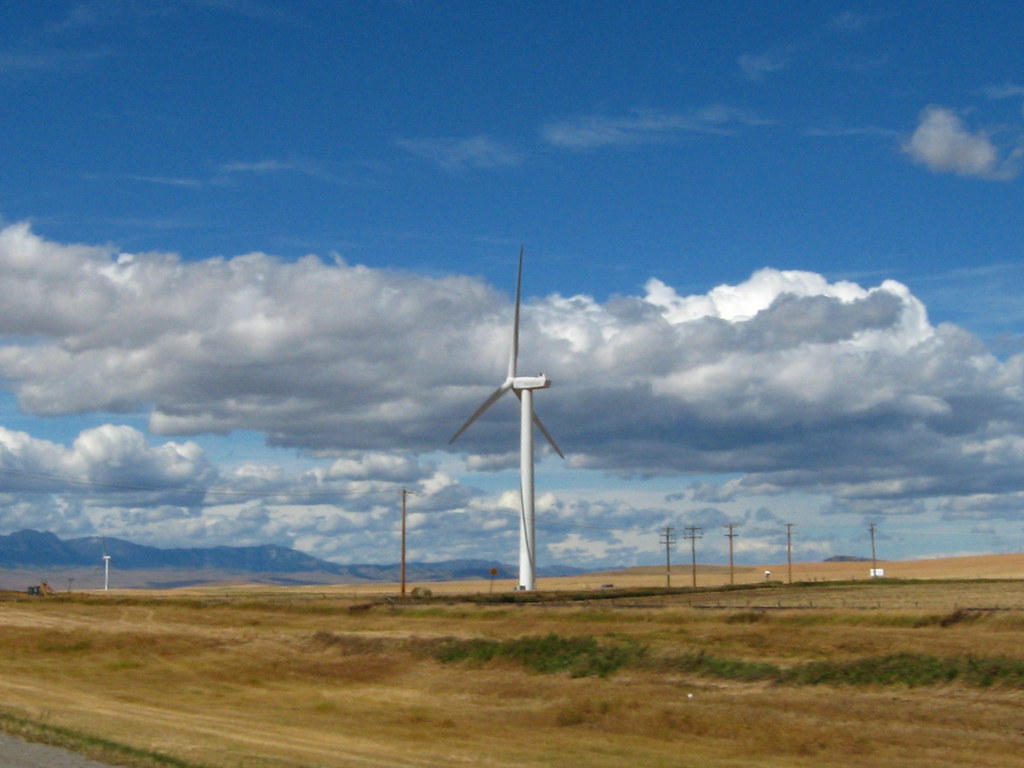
960;656;1024;687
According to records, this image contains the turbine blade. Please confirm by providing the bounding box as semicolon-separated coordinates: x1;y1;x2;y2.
513;390;565;459
449;384;511;444
507;245;523;381
532;412;565;459
519;485;535;573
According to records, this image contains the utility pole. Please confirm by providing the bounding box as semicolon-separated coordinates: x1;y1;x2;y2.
725;524;738;585
683;526;703;587
785;523;794;584
869;522;878;577
399;489;411;597
659;527;676;587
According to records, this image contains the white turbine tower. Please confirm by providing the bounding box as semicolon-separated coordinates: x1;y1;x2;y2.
450;248;563;591
102;539;111;591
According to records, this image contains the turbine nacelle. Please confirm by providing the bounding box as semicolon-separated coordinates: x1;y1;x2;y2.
510;374;551;391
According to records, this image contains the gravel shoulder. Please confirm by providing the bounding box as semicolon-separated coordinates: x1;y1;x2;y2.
0;734;115;768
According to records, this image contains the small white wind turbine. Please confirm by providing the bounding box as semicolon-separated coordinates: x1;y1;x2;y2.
450;247;563;591
102;538;111;591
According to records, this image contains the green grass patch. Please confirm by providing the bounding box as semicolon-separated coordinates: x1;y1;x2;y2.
666;650;780;681
437;631;1024;688
725;610;768;624
662;650;1024;688
436;633;647;678
781;652;1024;687
782;653;959;686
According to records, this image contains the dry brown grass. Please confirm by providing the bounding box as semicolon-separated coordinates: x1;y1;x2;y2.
3;562;1024;767
233;552;1024;597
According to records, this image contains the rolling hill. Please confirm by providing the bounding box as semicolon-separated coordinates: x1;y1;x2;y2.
0;529;583;589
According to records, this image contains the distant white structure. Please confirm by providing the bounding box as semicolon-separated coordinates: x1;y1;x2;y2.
870;567;885;578
450;248;564;591
102;539;111;591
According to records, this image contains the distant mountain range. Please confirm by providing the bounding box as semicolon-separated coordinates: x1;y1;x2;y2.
0;529;585;588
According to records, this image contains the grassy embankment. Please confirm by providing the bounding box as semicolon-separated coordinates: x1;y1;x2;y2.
2;578;1024;767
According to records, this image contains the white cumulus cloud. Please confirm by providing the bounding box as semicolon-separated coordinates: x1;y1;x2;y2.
904;105;1021;180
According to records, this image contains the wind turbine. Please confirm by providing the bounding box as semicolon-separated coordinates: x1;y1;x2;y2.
450;247;563;591
101;538;111;591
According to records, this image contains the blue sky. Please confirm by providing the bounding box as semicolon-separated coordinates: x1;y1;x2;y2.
1;1;1024;574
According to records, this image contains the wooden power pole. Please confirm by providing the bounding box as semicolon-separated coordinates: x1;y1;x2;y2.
785;523;794;584
869;522;878;577
660;527;676;587
400;489;411;597
725;524;738;585
683;526;703;587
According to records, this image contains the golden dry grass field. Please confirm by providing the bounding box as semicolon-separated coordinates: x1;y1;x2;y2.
3;555;1024;768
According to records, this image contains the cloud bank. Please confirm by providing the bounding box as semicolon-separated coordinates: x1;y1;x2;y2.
0;224;1022;566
